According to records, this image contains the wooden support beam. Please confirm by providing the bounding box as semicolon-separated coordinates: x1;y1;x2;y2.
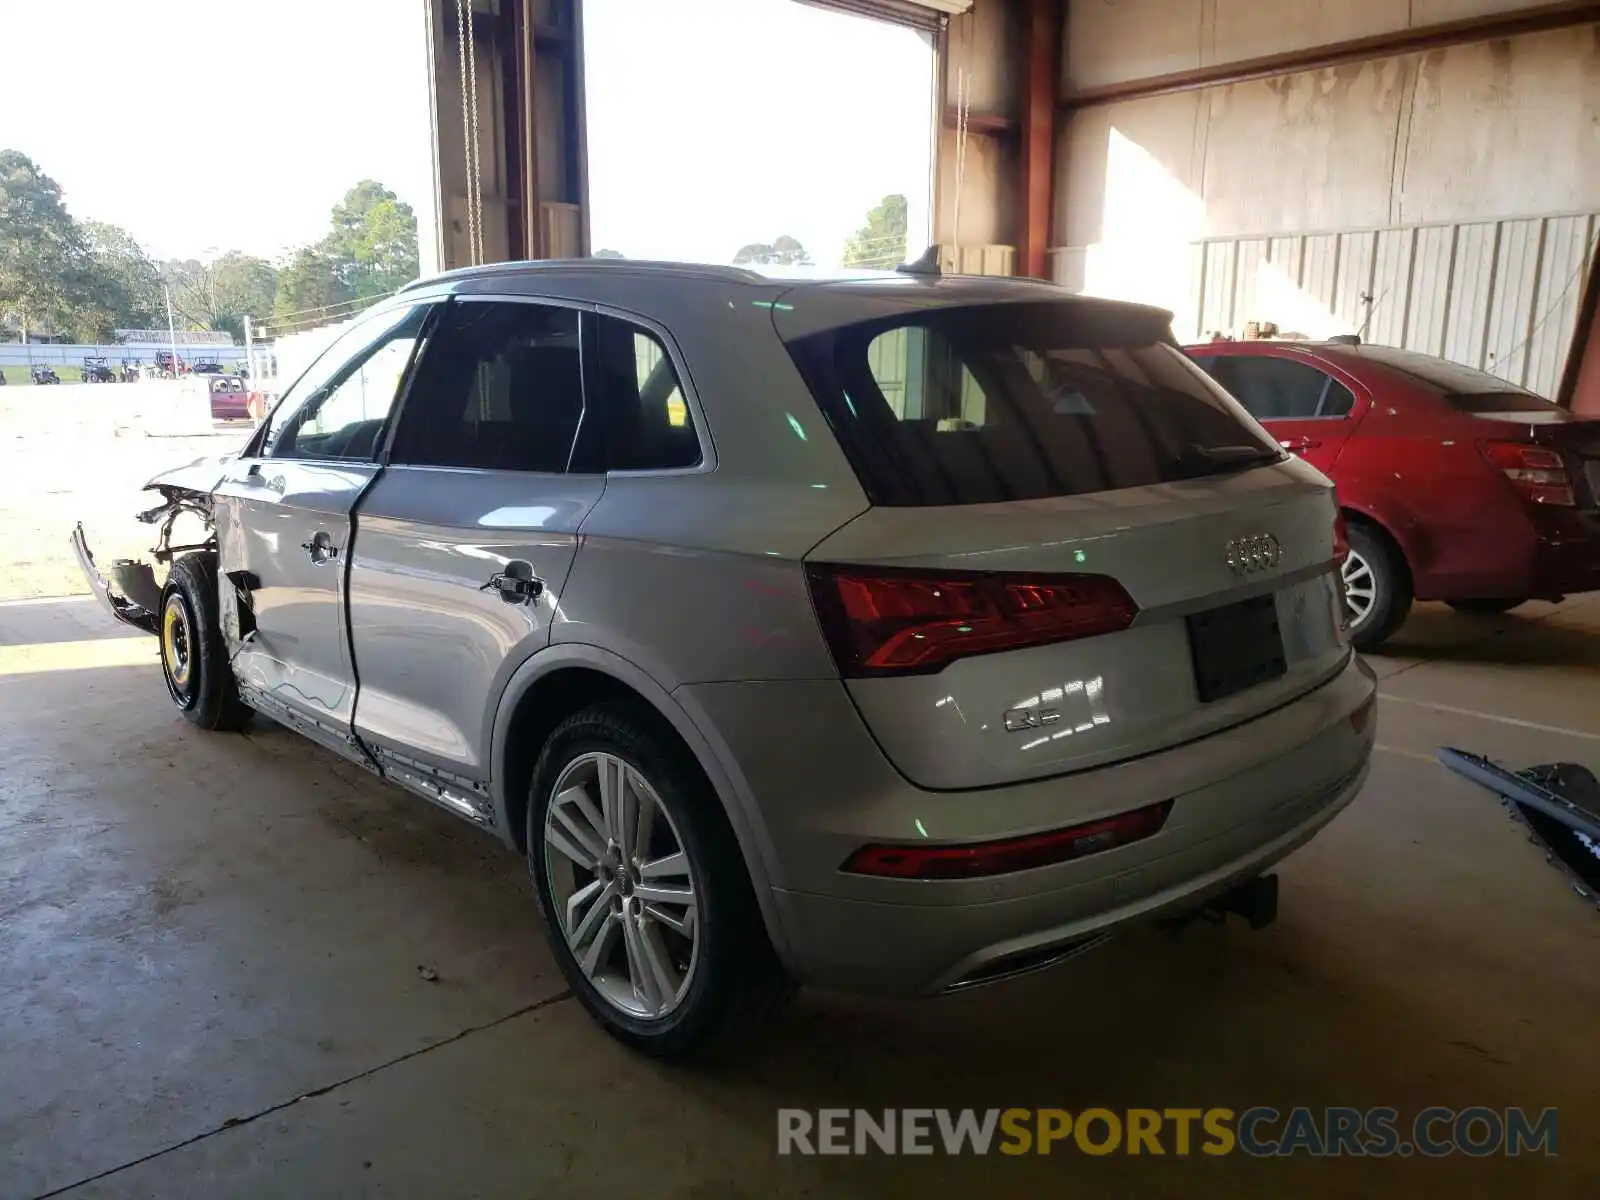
1017;0;1059;279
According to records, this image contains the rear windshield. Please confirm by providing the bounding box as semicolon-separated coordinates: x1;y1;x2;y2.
785;301;1283;506
1354;345;1557;412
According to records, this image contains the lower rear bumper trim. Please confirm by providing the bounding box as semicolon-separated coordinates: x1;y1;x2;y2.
71;523;158;635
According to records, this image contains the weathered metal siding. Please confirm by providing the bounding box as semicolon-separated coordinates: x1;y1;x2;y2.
1191;212;1600;396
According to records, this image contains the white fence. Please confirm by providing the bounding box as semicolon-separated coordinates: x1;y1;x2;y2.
0;341;246;369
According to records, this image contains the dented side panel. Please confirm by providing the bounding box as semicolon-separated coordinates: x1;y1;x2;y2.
211;455;379;734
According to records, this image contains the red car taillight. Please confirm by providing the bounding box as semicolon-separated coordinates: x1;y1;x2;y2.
1479;441;1576;507
804;563;1138;678
842;800;1174;879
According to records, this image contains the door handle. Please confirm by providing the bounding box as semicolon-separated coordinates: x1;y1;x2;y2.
481;561;544;605
1279;436;1321;452
301;531;339;564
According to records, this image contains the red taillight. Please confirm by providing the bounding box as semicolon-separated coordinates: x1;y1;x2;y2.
805;563;1138;677
842;800;1174;880
1479;441;1576;507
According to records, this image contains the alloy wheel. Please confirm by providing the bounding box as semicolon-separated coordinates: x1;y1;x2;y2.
542;752;699;1020
1341;549;1376;628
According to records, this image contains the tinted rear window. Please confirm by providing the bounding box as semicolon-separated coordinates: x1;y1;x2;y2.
785;301;1283;506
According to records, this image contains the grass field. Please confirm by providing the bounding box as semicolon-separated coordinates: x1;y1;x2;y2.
1;364;85;385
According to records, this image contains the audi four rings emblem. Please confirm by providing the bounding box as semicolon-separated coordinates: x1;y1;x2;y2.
1225;533;1282;575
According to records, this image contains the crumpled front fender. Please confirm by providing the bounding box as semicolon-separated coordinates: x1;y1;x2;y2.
143;454;232;498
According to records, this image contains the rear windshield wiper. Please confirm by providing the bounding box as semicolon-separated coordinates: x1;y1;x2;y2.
1174;443;1285;477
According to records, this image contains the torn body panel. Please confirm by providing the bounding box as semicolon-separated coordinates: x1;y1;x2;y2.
1439;748;1600;905
71;454;241;638
71;523;160;635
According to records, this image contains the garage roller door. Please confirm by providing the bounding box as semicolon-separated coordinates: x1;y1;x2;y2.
795;0;970;33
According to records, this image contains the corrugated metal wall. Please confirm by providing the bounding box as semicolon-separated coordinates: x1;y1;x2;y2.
1191;212;1600;398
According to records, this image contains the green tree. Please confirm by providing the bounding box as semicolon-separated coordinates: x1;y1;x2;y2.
732;235;812;266
593;248;625;259
83;221;163;330
841;194;908;269
164;252;280;338
322;180;420;301
211;252;277;339
162;258;214;330
0;150;96;339
272;246;350;328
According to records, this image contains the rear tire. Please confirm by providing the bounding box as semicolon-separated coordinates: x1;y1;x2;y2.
526;702;793;1061
1342;523;1412;653
159;554;251;731
1448;598;1525;616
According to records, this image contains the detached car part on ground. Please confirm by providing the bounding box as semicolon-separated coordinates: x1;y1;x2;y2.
1439;749;1600;904
74;262;1377;1059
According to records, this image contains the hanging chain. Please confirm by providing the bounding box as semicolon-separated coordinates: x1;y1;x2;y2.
455;0;485;266
465;0;484;265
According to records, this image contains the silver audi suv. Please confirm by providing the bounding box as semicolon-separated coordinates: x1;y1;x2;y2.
74;259;1377;1058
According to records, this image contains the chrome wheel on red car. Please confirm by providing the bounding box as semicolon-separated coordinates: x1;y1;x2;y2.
1341;550;1377;627
1342;523;1413;653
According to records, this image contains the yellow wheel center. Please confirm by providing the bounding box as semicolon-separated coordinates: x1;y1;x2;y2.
163;602;191;689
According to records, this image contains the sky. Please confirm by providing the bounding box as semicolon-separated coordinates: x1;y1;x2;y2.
584;0;936;266
0;0;437;263
0;0;935;271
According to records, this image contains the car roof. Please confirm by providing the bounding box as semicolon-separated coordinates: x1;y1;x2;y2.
397;257;1174;337
402;258;924;291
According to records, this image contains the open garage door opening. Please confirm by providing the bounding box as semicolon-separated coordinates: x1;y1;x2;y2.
582;0;937;268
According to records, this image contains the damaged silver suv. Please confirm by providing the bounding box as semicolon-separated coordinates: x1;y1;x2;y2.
75;260;1376;1058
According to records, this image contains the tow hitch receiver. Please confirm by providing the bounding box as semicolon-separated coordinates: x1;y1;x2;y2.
1158;872;1279;934
1205;872;1279;930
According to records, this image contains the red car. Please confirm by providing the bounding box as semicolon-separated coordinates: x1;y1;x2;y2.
1185;337;1600;651
207;374;252;421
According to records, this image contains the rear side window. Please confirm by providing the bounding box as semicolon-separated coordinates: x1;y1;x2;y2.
786;302;1283;506
392;301;583;473
1210;356;1355;420
587;314;702;471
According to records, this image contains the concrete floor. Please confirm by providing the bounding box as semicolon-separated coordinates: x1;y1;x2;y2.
2;594;1598;1199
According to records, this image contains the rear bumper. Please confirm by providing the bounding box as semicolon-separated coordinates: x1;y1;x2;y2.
70;523;160;635
774;756;1365;995
1418;508;1600;602
680;654;1376;997
1527;511;1600;598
